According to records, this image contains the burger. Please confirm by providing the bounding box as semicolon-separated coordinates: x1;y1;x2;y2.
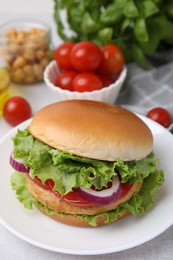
10;100;164;227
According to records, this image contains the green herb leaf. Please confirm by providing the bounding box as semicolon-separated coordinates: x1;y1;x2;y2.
143;0;159;18
166;3;173;18
98;27;113;43
81;12;100;34
53;0;72;41
67;6;84;34
134;18;149;42
53;0;173;69
132;44;149;68
123;0;139;18
153;15;173;42
139;20;160;55
100;3;123;25
121;18;131;33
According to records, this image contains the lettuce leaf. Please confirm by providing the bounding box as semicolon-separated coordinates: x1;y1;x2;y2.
12;129;160;195
10;171;35;209
10;172;57;215
76;169;165;226
10;169;164;226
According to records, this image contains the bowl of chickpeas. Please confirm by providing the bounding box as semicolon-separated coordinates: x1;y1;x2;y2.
0;18;53;84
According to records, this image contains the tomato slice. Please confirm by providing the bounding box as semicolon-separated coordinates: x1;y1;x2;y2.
33;177;93;206
48;180;93;206
121;183;133;197
33;176;50;190
55;190;93;206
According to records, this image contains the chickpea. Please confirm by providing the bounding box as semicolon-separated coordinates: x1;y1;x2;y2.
23;64;33;76
4;28;17;38
13;38;23;45
23;41;37;51
41;57;49;69
33;38;46;49
46;50;53;60
5;56;14;67
12;56;26;69
11;68;24;83
15;32;25;44
33;64;43;80
35;49;45;60
1;25;52;84
23;49;35;62
8;44;21;56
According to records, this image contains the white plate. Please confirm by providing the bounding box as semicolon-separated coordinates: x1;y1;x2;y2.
0;115;173;255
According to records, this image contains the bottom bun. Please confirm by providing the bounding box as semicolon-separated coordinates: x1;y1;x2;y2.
35;205;130;227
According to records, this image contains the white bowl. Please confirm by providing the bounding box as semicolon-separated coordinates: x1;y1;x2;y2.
43;60;127;104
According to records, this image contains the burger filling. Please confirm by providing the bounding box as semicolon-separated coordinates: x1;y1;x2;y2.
10;128;164;226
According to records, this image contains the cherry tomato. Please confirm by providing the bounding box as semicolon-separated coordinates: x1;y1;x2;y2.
54;70;77;91
146;107;172;128
97;44;124;78
70;41;103;72
54;42;75;70
97;74;113;87
72;73;103;92
3;96;32;126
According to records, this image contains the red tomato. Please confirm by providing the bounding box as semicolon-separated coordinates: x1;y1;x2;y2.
3;96;32;126
97;74;113;87
54;42;75;70
72;73;103;92
33;177;93;206
70;41;103;72
54;190;93;206
33;177;51;190
54;70;77;91
97;44;124;78
120;183;133;197
146;107;172;128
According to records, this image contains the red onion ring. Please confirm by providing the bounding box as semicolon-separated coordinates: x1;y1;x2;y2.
75;176;122;205
10;153;30;173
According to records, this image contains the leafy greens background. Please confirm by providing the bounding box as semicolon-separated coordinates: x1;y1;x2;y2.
54;0;173;68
